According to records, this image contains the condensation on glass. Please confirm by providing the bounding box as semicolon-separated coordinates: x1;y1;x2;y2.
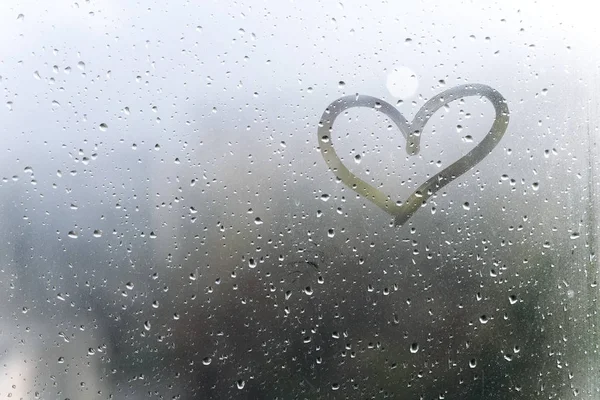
0;1;599;399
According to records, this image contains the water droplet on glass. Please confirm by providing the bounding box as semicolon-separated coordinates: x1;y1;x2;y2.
99;123;108;131
143;321;151;331
236;380;245;389
410;342;419;353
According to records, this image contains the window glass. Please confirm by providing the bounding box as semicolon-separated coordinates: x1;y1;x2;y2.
0;1;598;398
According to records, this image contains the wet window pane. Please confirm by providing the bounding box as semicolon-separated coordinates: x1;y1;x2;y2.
1;1;599;398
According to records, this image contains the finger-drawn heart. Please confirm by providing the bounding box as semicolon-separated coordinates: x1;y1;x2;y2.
317;84;509;226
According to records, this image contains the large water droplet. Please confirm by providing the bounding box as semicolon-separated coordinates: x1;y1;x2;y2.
410;342;419;353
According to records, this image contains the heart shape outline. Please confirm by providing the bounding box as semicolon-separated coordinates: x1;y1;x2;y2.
317;84;509;226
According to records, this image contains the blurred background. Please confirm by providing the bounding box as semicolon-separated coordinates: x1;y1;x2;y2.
1;0;599;398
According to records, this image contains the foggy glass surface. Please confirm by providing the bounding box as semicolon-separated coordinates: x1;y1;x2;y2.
1;0;599;398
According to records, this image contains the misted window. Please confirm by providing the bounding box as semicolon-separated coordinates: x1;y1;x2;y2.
1;1;599;399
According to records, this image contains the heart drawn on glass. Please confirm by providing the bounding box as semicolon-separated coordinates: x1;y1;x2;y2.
317;84;509;226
